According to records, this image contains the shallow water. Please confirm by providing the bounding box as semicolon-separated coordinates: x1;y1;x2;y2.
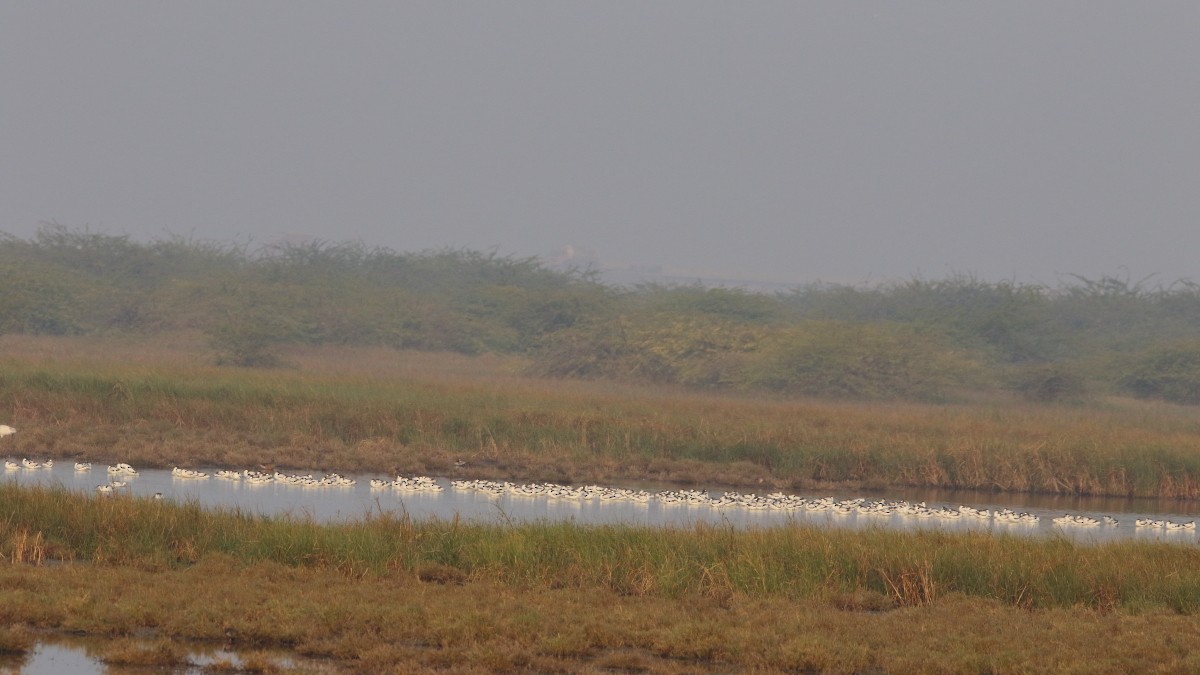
0;643;97;675
4;461;1200;544
0;636;325;674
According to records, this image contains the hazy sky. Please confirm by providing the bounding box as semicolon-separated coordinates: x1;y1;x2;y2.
3;2;1197;285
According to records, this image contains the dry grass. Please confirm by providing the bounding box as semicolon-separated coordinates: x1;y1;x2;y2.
1;559;1199;673
0;480;1199;671
4;334;1200;499
98;637;189;667
3;530;45;566
0;626;34;656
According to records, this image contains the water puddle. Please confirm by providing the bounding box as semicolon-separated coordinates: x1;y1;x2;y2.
0;634;331;674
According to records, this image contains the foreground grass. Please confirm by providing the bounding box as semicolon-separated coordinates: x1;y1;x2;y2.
5;484;1200;612
6;562;1200;673
5;334;1200;498
3;485;1200;672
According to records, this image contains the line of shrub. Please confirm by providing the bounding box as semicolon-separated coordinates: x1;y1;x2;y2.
5;225;1200;403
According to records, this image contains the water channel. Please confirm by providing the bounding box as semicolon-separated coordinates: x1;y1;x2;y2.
6;461;1200;545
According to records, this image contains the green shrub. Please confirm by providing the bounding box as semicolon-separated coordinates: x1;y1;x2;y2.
528;313;765;386
1010;364;1090;403
736;321;980;401
13;225;1200;404
206;313;295;368
1118;342;1200;404
0;263;82;335
636;284;784;323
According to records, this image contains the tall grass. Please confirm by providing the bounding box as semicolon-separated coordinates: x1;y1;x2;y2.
4;484;1200;613
5;337;1200;497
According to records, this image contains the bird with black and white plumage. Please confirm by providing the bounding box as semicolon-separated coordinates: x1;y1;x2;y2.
0;425;17;469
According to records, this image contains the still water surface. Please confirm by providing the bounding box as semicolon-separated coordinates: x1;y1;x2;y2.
5;462;1200;544
0;636;327;675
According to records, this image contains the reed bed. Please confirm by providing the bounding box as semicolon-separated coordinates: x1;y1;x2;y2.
8;559;1200;673
5;483;1200;671
5;335;1200;498
3;483;1200;613
6;336;1200;670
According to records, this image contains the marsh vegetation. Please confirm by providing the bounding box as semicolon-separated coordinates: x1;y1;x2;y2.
6;228;1200;670
4;485;1200;672
5;332;1200;499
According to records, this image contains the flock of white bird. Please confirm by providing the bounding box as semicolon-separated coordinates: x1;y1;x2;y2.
443;479;1200;531
2;422;1198;532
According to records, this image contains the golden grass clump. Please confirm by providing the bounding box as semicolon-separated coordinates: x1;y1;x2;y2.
98;638;188;667
3;530;46;566
0;626;35;655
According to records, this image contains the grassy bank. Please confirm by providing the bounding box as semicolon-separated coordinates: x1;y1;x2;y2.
4;484;1200;612
6;563;1200;673
5;335;1200;498
3;484;1200;672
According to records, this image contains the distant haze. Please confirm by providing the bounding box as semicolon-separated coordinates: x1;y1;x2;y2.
3;2;1197;286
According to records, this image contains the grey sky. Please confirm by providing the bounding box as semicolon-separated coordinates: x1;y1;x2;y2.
2;2;1197;286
